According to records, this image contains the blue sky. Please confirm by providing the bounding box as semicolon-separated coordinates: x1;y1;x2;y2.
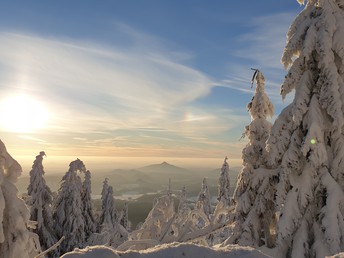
0;1;303;167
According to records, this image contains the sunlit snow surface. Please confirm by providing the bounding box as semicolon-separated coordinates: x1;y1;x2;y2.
61;243;271;258
327;253;344;258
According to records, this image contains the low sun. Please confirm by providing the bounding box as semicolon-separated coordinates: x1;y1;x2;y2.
0;94;49;133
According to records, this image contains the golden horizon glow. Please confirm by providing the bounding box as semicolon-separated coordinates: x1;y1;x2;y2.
0;94;50;133
15;154;243;176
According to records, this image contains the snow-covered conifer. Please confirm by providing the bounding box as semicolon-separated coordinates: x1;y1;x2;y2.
81;170;96;240
101;178;109;202
27;151;58;257
0;140;40;258
95;179;129;246
196;178;212;218
217;157;231;206
53;159;85;254
265;1;344;256
98;177;109;232
98;178;118;231
120;202;130;231
226;70;275;248
131;187;175;241
170;186;191;240
178;186;189;215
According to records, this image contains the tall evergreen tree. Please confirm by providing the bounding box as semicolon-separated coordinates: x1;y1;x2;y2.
178;186;189;214
27;151;58;257
98;177;109;232
131;190;175;241
226;70;275;248
217;157;231;206
265;1;344;256
81;170;96;241
120;202;130;231
0;140;40;258
171;186;191;239
53;159;85;254
95;179;127;246
196;178;212;218
98;179;117;231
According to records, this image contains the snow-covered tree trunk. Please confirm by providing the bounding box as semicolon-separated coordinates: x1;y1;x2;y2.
227;70;275;248
0;140;40;258
53;159;86;255
27;151;58;257
265;1;344;256
81;170;96;241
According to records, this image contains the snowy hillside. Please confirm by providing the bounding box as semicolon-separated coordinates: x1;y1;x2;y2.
61;243;271;258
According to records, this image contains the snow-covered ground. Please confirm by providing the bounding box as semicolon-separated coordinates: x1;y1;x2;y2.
61;242;271;258
327;253;344;258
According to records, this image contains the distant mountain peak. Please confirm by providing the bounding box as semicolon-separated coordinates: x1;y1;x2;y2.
138;162;188;174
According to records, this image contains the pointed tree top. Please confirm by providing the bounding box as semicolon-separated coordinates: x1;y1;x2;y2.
247;69;274;119
250;68;260;88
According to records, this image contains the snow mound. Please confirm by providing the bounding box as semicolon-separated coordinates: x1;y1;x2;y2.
61;245;119;258
327;253;344;258
61;242;271;258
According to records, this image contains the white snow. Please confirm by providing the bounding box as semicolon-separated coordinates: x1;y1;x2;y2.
27;151;58;256
266;0;344;256
61;242;271;258
230;70;275;248
0;140;41;258
327;253;344;258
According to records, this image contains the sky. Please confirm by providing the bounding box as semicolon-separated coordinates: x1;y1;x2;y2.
0;1;304;171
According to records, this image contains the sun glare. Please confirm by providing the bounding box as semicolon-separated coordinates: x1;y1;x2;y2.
0;95;49;133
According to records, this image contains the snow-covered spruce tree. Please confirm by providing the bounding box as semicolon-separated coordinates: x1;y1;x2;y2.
98;176;109;230
88;178;128;247
226;70;275;248
196;178;212;219
265;0;344;257
120;202;130;231
0;140;40;258
98;178;118;231
96;179;128;246
178;186;190;216
217;157;231;206
53;159;85;254
81;170;96;241
131;183;175;241
169;186;191;241
27;151;58;257
102;185;118;229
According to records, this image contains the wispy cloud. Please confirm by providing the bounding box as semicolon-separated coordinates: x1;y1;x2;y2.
219;12;297;106
0;29;248;158
235;13;295;70
0;31;212;133
18;135;47;144
0;12;295;160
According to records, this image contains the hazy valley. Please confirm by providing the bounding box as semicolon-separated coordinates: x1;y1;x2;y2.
18;161;240;227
